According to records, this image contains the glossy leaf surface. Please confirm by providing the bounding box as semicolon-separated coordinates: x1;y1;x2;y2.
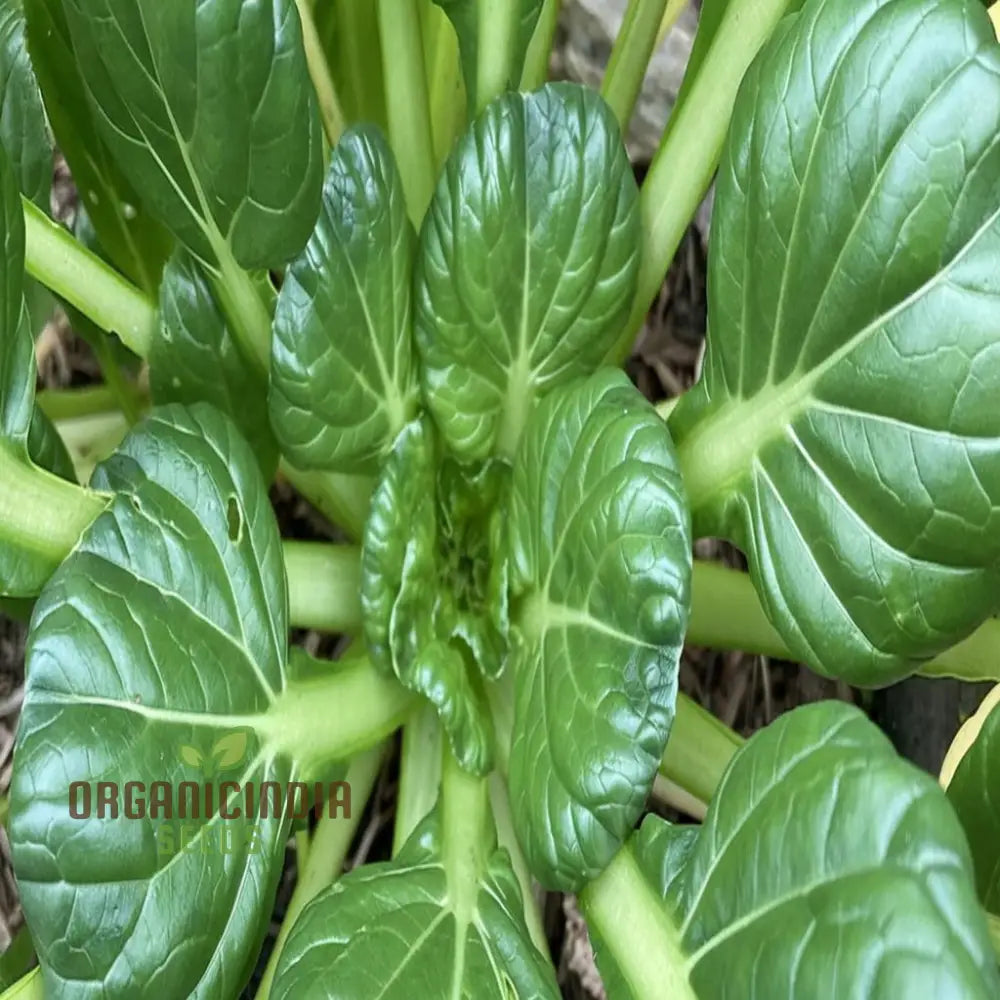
611;702;1000;998
61;0;323;268
671;0;1000;684
271;799;559;999
25;0;172;292
507;370;691;890
154;249;278;474
10;405;292;998
0;0;50;209
946;688;1000;910
271;126;417;474
416;83;640;460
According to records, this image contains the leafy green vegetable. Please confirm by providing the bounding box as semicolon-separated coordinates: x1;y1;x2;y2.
507;370;691;890
432;0;542;113
10;405;292;998
415;82;640;459
361;417;504;775
946;689;1000;911
154;249;278;474
61;0;323;269
0;0;49;210
670;0;1000;685
24;0;172;292
271;756;559;999
271;125;418;474
586;702;1000;998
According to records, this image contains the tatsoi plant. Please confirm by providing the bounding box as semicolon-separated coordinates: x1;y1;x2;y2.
0;0;999;997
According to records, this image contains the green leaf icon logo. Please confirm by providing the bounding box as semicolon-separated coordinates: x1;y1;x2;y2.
211;731;248;770
179;745;204;768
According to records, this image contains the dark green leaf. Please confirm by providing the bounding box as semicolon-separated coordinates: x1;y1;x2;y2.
670;0;1000;684
602;702;1000;998
27;407;75;481
154;249;278;475
507;369;691;890
432;0;542;112
271;787;560;999
0;0;50;210
271;126;418;474
0;145;30;450
361;418;502;775
10;405;292;998
24;0;172;292
946;687;1000;910
61;0;323;269
415;83;640;460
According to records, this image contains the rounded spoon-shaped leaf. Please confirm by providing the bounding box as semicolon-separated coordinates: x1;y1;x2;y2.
670;0;1000;684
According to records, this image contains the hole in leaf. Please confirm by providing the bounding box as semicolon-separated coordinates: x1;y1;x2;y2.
226;496;242;543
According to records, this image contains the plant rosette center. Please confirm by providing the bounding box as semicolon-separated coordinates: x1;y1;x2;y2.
361;416;510;774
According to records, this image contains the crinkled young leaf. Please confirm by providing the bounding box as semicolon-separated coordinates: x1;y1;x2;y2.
154;249;278;475
945;687;1000;911
431;0;542;112
361;419;499;775
507;369;691;890
670;0;1000;685
594;702;1000;999
24;0;172;292
271;795;560;999
271;126;418;474
416;83;640;460
9;405;292;999
0;0;50;210
61;0;323;269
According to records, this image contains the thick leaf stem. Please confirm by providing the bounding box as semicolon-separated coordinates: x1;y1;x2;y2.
255;744;385;999
0;447;107;586
262;655;413;765
475;0;521;114
0;969;42;1000
441;742;491;912
488;772;548;956
609;0;797;363
580;844;696;1000
521;0;562;90
660;694;743;805
209;247;272;377
377;0;437;225
283;540;362;633
22;199;158;357
294;0;346;147
601;0;670;130
392;703;443;856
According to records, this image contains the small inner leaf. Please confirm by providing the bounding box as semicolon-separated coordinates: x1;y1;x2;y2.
361;419;507;774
